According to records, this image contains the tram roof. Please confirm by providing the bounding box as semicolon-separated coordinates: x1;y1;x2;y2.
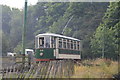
36;33;80;41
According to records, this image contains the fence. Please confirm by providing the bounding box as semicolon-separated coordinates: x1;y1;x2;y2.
1;59;75;79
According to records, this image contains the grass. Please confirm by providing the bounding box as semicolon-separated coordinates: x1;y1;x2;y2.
72;58;118;78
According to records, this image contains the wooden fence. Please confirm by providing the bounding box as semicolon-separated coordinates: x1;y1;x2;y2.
1;59;75;79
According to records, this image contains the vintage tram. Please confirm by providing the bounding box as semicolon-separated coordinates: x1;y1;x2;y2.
35;33;82;61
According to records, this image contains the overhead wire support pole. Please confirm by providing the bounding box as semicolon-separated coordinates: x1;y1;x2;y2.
22;0;27;66
62;16;74;35
102;24;105;59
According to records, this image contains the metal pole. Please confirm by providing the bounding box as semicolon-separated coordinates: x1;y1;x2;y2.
102;25;105;58
22;0;27;66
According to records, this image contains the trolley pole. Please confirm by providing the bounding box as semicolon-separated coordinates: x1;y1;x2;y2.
62;16;73;35
22;0;27;67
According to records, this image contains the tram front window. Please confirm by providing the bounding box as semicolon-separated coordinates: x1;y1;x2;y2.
45;36;50;48
39;37;44;48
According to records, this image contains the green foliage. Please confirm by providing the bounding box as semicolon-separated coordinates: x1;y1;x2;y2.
2;5;11;34
14;43;22;54
49;16;68;34
35;2;68;34
10;8;23;50
2;31;11;55
91;24;117;58
90;1;120;60
2;2;109;59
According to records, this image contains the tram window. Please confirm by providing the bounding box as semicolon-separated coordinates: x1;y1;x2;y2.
51;37;56;48
71;41;73;50
63;39;66;49
45;36;50;48
67;42;69;49
69;40;72;49
74;41;76;50
59;38;62;48
39;37;44;48
77;42;80;50
67;39;70;49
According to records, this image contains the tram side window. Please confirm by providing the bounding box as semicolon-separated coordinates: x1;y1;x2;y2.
39;37;44;48
67;40;69;49
59;38;62;48
74;41;76;50
63;39;66;49
51;37;56;48
69;40;71;50
71;40;73;50
77;41;80;50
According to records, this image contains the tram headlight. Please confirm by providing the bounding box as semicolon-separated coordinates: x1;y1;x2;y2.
40;53;43;56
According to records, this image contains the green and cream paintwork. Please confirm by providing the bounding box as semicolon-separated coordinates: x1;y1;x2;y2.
35;33;82;60
35;48;81;60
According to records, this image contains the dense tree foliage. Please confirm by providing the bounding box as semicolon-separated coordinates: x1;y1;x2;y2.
2;2;118;60
90;2;120;60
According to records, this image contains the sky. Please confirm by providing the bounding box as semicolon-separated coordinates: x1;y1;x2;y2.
0;0;38;9
0;0;117;9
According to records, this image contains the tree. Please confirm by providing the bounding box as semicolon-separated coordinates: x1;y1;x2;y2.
1;3;109;58
90;2;120;60
10;8;23;50
2;5;11;35
2;31;10;56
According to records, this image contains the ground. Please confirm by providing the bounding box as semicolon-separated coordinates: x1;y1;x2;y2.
73;58;118;78
1;57;118;78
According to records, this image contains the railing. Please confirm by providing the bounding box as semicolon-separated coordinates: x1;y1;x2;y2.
1;59;75;79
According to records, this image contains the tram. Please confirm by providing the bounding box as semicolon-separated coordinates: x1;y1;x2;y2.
35;33;82;61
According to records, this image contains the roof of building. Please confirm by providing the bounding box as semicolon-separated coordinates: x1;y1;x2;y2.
36;33;80;41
